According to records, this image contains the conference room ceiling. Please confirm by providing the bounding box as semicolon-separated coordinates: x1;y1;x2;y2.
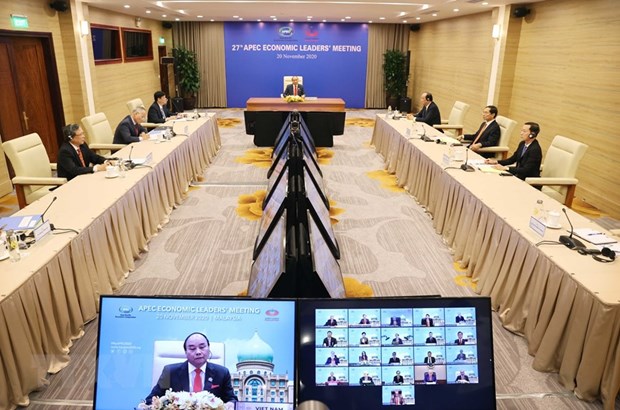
84;0;546;24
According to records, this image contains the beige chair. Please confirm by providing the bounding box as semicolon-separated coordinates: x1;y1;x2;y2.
283;75;304;96
477;115;517;160
81;112;125;155
525;135;588;207
433;101;470;137
126;98;158;129
150;341;225;386
2;133;66;208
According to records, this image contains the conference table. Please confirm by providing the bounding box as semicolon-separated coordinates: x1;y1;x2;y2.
244;97;346;147
0;115;220;410
371;116;620;409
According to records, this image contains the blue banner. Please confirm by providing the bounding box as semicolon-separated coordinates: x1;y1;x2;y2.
224;22;368;108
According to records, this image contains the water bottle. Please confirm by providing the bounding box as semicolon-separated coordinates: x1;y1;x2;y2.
386;105;392;119
8;230;21;262
533;199;545;221
0;230;9;260
118;159;126;178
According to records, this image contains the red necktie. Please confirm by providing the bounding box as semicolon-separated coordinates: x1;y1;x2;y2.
294;85;297;96
193;368;202;393
76;148;86;167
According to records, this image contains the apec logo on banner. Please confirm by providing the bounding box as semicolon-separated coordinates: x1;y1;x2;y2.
225;22;368;108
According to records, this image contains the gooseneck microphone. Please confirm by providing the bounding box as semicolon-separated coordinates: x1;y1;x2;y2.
559;207;585;249
40;196;57;225
125;145;136;169
460;147;475;172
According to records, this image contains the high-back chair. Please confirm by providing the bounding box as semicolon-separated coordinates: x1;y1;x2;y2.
81;112;126;155
126;98;158;129
2;133;66;208
433;101;470;137
477;115;517;160
525;135;588;207
283;75;304;95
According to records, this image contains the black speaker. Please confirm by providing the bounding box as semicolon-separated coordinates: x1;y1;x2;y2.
513;7;530;18
162;21;173;29
49;0;69;12
410;24;421;32
172;97;184;113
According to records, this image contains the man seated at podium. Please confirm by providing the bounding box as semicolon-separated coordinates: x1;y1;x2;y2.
283;76;305;97
323;331;337;347
393;370;404;384
455;370;470;383
424;370;437;384
359;372;374;386
145;332;237;408
326;371;337;385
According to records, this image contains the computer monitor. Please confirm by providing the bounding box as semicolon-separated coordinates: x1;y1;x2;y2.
297;297;496;409
93;296;297;410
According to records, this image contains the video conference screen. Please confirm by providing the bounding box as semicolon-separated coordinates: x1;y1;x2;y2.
94;296;296;410
297;297;496;409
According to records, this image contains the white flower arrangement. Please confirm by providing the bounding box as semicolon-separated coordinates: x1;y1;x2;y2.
284;95;304;103
138;389;225;410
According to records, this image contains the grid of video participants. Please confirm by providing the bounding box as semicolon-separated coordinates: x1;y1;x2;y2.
315;307;479;405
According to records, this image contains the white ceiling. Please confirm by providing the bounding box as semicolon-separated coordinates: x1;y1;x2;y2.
83;0;545;25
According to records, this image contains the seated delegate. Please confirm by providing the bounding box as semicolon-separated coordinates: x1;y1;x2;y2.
409;92;441;128
147;91;177;123
485;122;542;180
114;106;150;144
57;124;109;180
461;105;500;157
283;76;305;97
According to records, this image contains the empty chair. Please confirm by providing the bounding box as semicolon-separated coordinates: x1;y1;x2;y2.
126;98;158;129
81;112;125;155
433;101;470;137
525;135;588;207
477;115;517;160
2;133;67;208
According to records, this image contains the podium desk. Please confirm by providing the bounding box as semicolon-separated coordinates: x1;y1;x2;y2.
244;97;345;147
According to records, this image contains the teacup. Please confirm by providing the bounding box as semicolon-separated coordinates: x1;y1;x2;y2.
106;165;120;178
546;210;561;227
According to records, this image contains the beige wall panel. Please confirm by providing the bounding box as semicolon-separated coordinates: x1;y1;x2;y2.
508;0;620;217
88;7;173;125
409;12;496;133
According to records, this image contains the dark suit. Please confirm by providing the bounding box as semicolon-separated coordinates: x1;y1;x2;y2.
455;338;467;345
498;139;542;180
455;353;467;361
359;337;369;345
415;101;441;128
359;376;374;385
323;337;337;347
393;375;404;384
456;374;470;382
455;315;465;323
145;361;237;404
283;83;305;96
425;337;437;344
421;317;434;327
147;102;175;124
113;115;147;144
57;142;106;181
424;356;436;364
463;120;501;156
388;357;400;364
325;356;340;365
359;318;370;325
324;318;338;326
327;376;337;382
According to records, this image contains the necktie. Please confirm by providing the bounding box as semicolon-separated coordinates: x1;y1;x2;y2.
161;106;165;118
76;148;86;167
134;124;139;136
520;144;528;158
193;368;202;393
294;85;297;96
472;122;488;145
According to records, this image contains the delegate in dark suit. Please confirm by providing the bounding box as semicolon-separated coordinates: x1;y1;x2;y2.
463;120;500;149
498;139;542;180
283;83;305;97
114;114;147;144
145;361;237;404
147;102;175;124
57;142;107;180
415;101;441;128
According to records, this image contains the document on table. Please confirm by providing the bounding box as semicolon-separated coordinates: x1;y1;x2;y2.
573;228;617;245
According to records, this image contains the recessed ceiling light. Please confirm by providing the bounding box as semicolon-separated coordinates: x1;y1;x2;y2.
238;17;243;20
322;19;326;22
272;17;277;20
145;10;151;14
368;20;372;23
341;18;345;22
123;5;130;9
482;2;489;5
197;15;203;18
210;19;214;22
345;16;351;19
421;4;429;10
257;19;261;21
270;16;276;18
453;8;459;12
162;14;167;17
416;17;421;20
379;17;385;20
403;20;407;23
175;18;180;21
233;15;239;18
431;13;437;17
307;16;312;19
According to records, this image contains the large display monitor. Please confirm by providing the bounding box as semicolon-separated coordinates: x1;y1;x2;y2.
93;296;297;410
297;297;496;409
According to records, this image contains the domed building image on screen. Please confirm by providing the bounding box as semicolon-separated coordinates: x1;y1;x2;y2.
231;331;294;404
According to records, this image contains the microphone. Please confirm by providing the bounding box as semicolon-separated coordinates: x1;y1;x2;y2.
559;208;585;249
40;196;57;225
460;147;475;172
125;145;136;169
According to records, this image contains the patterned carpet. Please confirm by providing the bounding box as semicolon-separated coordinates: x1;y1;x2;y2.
22;110;616;409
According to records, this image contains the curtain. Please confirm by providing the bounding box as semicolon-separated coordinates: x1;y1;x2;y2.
365;24;409;108
173;22;227;108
